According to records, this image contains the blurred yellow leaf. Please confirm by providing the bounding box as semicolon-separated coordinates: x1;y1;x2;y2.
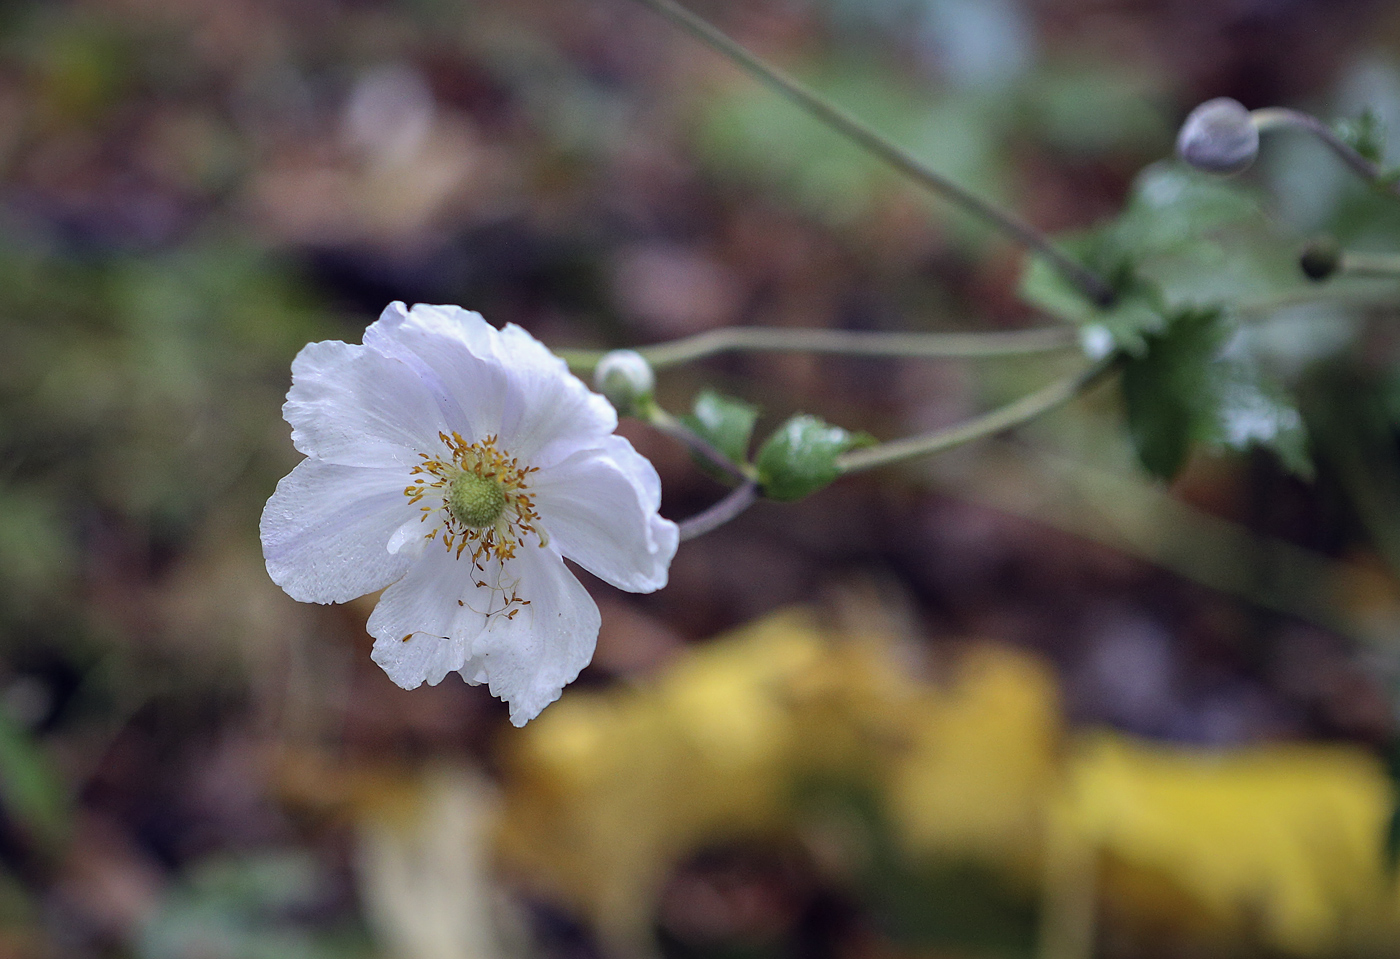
1062;733;1400;956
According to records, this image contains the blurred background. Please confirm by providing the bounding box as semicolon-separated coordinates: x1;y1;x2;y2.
7;0;1400;956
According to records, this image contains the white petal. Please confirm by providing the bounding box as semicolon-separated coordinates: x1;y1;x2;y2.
366;545;492;688
369;304;617;466
260;460;414;603
284;338;449;468
470;544;601;726
458;655;489;685
495;324;620;467
366;305;513;445
371;630;473;690
531;437;678;593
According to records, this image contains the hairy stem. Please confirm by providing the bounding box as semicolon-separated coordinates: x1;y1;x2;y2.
836;356;1117;474
627;0;1115;307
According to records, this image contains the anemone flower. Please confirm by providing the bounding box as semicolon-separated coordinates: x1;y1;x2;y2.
261;302;678;724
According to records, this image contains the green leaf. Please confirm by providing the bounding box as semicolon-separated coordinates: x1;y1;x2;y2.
1121;310;1311;480
1020;164;1309;357
1122;338;1195;479
756;415;870;501
682;390;759;466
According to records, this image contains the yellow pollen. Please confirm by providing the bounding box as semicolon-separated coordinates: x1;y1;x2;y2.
404;432;544;572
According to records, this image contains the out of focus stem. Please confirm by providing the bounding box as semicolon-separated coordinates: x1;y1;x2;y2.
627;0;1116;307
836;355;1118;474
1251;107;1400;196
559;325;1076;374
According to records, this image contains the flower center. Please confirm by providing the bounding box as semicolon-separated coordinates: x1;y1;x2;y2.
404;432;546;567
447;471;507;529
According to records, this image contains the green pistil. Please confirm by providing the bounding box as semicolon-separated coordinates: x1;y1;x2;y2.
447;471;507;529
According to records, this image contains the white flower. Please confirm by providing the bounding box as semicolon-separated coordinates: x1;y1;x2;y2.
260;302;679;725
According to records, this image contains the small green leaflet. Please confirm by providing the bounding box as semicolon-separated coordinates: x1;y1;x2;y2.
682;391;760;481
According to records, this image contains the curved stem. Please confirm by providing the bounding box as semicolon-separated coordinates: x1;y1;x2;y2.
627;0;1115;307
677;481;761;540
1252;107;1400;196
559;325;1076;373
643;403;755;485
836;355;1117;474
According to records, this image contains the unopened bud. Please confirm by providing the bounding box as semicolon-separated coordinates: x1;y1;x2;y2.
593;349;655;414
1299;235;1341;282
1176;97;1259;175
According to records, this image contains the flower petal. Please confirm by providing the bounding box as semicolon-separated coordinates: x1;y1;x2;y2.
284;338;450;468
470;544;601;726
531;436;678;593
495;324;621;467
260;460;415;603
366;545;493;687
371;304;617;466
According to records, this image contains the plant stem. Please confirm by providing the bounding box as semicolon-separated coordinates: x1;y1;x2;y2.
559;324;1076;373
627;0;1115;307
836;355;1116;474
1234;284;1400;318
677;481;761;540
643;403;756;485
1251;107;1400;196
1339;251;1400;278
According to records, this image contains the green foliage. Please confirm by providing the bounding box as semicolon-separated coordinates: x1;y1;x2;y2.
1024;163;1306;346
0;713;69;851
696;61;1007;227
1335;109;1386;165
1021;163;1315;478
757;415;871;501
0;240;335;628
138;853;373;959
1121;311;1310;480
683;390;760;467
793;778;1036;957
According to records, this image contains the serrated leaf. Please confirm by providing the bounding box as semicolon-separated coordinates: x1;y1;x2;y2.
1021;163;1311;358
682;390;759;466
1120;310;1311;480
756;415;871;502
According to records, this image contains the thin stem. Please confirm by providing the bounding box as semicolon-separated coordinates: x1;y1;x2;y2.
627;0;1115;307
1234;284;1400;318
677;481;761;540
1252;107;1400;197
643;403;755;485
1340;251;1400;278
836;355;1117;474
559;325;1076;374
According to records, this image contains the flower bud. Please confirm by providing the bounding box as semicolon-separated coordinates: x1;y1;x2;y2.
593;349;655;414
1176;97;1259;175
